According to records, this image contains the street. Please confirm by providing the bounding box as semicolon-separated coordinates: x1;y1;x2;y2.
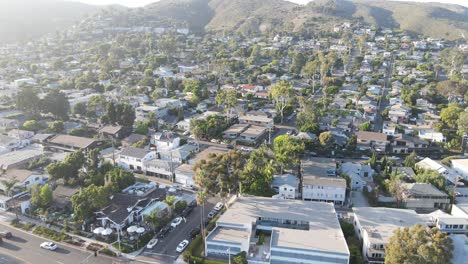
140;198;216;263
374;55;394;133
0;222;115;264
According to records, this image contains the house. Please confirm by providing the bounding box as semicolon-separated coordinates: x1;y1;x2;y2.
391;134;429;154
393;167;416;179
46;134;101;152
121;133;146;148
382;122;396;136
52;185;79;211
7;129;34;142
302;176;347;205
99;125;129;139
450;159;468;180
0;148;44;170
356;131;388;151
117;147;156;172
150;130;180;151
0;135;20;153
353;207;429;263
341;162;374;191
301;158;337;177
174;164;195;186
271;174;299;199
96;182;166;229
402;183;450;211
205;196;350;264
388;104;411;123
418;130;445;143
143;159;175;180
238;125;267;145
0;118;17;130
1;169;48;193
239;113;273;128
222;124;249;139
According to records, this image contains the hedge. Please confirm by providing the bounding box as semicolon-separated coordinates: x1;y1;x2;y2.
33;226;71;242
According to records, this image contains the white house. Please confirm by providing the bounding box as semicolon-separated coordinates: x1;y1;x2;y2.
450;159;468;180
174;164;195;186
302;176;346;205
150;130;180;151
341;162;374;191
271;174;299;199
2;169;48;192
118;147;156;172
353;207;429;263
418;130;445;143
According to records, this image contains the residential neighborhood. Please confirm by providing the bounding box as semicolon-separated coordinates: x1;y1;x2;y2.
0;0;467;264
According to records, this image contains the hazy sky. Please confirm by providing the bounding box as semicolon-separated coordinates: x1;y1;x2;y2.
70;0;468;8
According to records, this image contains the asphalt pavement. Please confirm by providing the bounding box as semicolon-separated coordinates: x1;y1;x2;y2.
0;222;115;264
140;198;216;263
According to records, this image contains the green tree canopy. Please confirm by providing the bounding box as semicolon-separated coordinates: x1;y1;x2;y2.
385;224;453;264
273;135;304;173
71;184;109;221
270;80;294;124
440;104;462;127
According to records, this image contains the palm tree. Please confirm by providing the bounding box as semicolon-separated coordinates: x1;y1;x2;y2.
196;190;208;256
1;177;18;197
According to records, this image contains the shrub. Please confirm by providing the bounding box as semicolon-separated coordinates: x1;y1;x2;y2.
101;247;117;257
33;226;71;242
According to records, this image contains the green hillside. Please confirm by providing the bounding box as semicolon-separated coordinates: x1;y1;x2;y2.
0;0;100;44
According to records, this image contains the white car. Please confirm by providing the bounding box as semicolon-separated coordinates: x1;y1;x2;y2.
171;217;183;228
146;238;158;249
360;155;370;160
214;202;224;211
40;242;57;251
176;240;189;253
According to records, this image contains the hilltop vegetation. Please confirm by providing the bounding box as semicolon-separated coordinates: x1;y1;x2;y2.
0;0;100;43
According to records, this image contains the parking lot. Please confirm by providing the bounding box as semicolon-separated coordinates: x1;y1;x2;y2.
141;196;217;262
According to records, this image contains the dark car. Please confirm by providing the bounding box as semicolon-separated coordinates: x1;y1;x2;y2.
181;206;194;217
226;144;234;149
158;226;171;239
189;227;200;239
207;210;218;219
188;200;197;208
0;231;12;239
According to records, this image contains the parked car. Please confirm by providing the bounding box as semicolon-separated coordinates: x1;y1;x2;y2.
158;226;171;238
207;210;217;219
182;184;194;190
360;155;370;160
226;144;234;149
171;217;183;228
213;202;224;211
183;131;190;136
146;238;159;249
0;231;12;238
40;242;57;251
190;227;200;239
176;240;190;253
188;200;197;208
181;206;194;217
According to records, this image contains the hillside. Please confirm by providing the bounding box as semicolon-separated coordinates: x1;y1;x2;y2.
0;0;100;43
139;0;468;40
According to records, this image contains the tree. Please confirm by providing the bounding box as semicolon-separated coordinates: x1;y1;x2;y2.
39;184;53;208
403;151;418;168
388;174;407;208
183;79;203;97
241;146;275;196
440;104;462;128
414;170;446;191
30;184;43;208
273;135;304;174
73;102;88;116
302;59;320;93
386;224;453;264
233;251;248;264
345;135;357;153
40;90;70;120
270;80;294;124
215;89;237;120
457;110;468;135
174;200;187;214
105;168;135;193
319;131;335;148
22;120;42;132
164;195;176;207
48;121;64;133
359;121;372;131
16;87;40;114
194;151;247;197
71;184;109;221
196;190;208;256
1;177;18;197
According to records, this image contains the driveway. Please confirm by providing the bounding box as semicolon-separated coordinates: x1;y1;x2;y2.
350;190;370;207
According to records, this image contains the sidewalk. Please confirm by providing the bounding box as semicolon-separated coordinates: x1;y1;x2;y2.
0;211;134;261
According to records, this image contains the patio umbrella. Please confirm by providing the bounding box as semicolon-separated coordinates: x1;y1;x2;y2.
93;227;104;235
127;225;138;233
136;227;145;234
101;228;113;236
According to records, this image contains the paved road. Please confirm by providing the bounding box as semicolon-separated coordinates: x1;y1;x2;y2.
0;222;115;264
140;198;216;263
374;55;394;133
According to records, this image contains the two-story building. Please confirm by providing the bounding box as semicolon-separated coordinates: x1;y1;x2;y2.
117;147;156;172
401;183;450;211
356;131;388;152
